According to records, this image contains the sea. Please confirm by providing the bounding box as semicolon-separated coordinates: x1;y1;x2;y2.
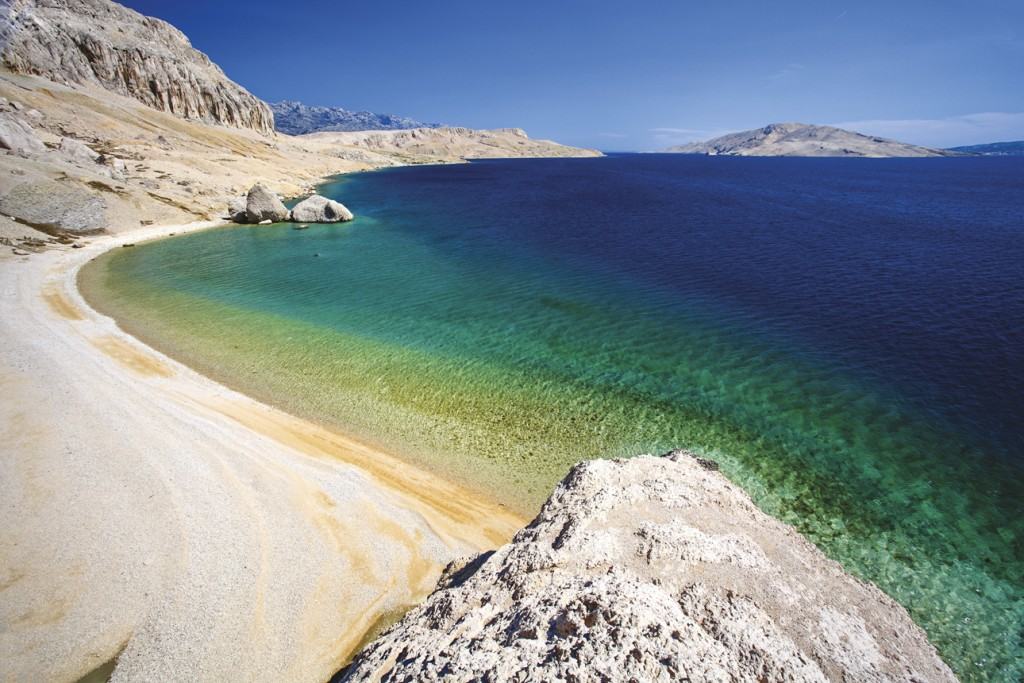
80;153;1024;681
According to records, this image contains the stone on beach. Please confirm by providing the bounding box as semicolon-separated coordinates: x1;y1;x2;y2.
289;194;354;223
243;183;289;224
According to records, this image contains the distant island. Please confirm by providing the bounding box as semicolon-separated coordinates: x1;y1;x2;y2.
947;140;1024;156
271;100;442;135
668;122;955;158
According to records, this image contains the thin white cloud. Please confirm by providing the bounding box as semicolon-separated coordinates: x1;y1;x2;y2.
765;63;805;81
650;126;739;146
596;132;628;139
831;112;1024;148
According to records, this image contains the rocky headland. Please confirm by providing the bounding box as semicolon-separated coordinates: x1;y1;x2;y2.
341;451;956;682
668;122;954;158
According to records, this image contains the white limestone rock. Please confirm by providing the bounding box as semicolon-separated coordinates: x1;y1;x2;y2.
340;452;956;682
244;183;288;224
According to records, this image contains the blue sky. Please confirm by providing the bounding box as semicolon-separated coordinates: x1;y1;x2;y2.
122;0;1024;150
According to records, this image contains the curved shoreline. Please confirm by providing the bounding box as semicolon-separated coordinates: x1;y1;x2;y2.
0;221;524;682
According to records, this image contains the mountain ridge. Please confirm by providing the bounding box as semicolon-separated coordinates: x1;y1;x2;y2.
668;122;954;158
271;100;441;135
947;140;1024;156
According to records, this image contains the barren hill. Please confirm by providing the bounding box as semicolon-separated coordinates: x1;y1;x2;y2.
668;123;952;158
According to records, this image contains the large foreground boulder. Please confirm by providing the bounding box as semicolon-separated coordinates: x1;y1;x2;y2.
243;183;288;223
289;194;353;223
340;452;955;682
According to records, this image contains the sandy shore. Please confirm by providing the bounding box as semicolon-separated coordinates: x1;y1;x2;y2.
0;223;525;682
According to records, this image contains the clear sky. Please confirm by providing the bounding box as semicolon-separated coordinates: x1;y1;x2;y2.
121;0;1024;151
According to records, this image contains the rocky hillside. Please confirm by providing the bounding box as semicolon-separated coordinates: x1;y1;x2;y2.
308;126;601;163
669;123;951;157
271;100;440;135
340;451;955;682
0;0;274;135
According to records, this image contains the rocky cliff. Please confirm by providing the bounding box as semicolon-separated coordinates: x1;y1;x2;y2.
669;123;952;158
340;451;956;682
271;100;440;135
0;0;274;135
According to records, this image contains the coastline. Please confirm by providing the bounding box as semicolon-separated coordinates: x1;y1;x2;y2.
0;220;524;681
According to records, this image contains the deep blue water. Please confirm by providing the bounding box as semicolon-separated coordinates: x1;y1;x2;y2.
331;154;1024;462
86;153;1024;680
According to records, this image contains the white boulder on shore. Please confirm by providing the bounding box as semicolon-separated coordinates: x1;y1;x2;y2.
289;194;353;223
244;183;289;224
340;451;956;682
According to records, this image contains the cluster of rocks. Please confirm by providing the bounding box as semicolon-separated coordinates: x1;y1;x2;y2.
228;184;353;225
339;451;956;682
1;0;274;135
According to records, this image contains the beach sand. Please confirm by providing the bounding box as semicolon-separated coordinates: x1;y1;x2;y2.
0;223;525;682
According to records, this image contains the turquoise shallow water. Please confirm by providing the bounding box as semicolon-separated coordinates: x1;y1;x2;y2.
81;155;1023;680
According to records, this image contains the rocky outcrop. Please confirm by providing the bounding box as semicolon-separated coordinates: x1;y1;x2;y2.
58;136;99;164
0;111;46;155
0;0;274;135
271;100;441;135
340;452;956;682
0;179;105;232
668;123;953;158
243;184;289;224
289;195;353;223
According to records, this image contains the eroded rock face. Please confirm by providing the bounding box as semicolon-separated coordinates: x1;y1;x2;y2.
340;452;956;682
243;184;288;224
1;0;274;135
289;194;353;223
